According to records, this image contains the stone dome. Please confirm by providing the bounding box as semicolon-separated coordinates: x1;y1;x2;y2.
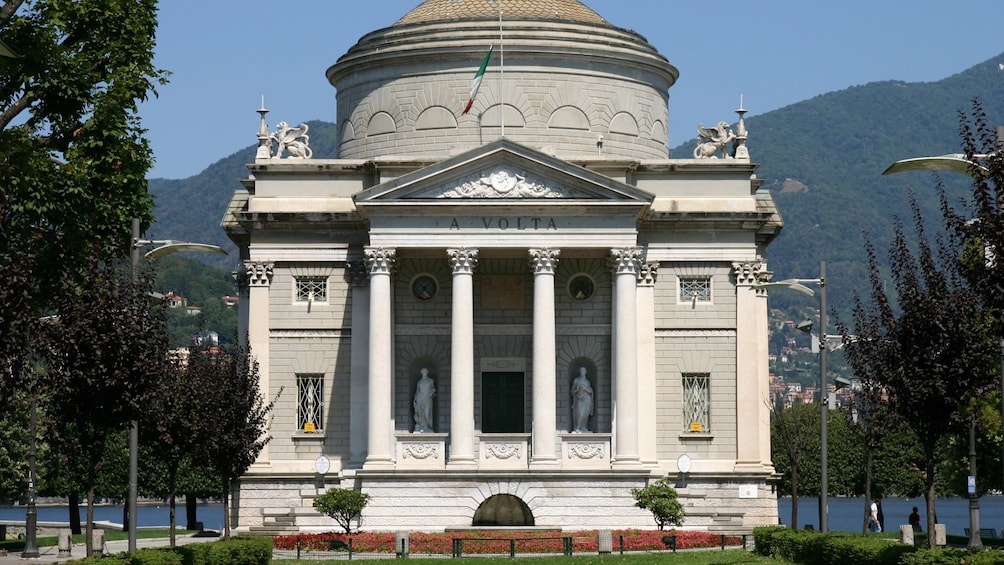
395;0;608;26
326;1;679;161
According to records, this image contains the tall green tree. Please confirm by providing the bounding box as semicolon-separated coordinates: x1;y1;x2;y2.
842;194;998;547
0;0;166;396
43;254;171;550
190;339;278;539
770;400;819;529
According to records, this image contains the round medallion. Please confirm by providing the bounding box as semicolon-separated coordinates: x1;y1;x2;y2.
412;275;437;300
315;455;330;475
568;275;595;301
489;168;518;193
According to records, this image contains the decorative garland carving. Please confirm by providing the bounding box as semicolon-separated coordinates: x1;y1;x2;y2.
567;443;605;460
402;443;440;460
484;443;522;460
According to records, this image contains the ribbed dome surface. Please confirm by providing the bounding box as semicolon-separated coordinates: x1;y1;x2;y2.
396;0;608;26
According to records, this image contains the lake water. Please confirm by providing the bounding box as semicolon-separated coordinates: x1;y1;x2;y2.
0;503;224;530
779;496;1004;535
4;497;1001;535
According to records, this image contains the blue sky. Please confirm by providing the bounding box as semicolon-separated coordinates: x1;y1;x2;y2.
143;0;1003;179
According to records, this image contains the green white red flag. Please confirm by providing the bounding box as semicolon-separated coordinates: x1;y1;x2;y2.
462;44;493;115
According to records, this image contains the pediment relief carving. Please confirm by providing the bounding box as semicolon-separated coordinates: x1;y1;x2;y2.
422;166;587;199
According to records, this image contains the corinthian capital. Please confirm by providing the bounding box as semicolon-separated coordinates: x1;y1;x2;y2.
528;248;560;275
610;247;642;275
365;248;396;275
448;248;479;275
732;261;768;286
244;261;274;287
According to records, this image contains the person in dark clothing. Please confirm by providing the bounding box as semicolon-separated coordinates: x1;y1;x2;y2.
909;507;921;532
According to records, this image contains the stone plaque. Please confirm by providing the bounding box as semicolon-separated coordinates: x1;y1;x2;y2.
481;275;524;309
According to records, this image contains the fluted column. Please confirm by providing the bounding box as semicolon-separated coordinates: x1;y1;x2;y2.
529;248;560;465
365;248;396;467
637;262;659;465
347;261;370;466
611;248;641;466
244;261;273;465
448;248;478;466
733;261;770;471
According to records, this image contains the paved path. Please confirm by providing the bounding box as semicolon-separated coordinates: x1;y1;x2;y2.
0;533;219;563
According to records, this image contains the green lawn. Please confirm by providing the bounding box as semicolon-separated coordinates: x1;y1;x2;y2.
272;551;776;564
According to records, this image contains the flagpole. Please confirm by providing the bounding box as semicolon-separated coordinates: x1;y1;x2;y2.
499;0;504;139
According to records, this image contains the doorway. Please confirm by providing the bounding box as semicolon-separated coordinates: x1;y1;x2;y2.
481;372;524;433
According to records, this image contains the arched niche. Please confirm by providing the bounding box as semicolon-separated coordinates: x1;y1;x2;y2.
481;104;526;128
472;494;535;527
415;106;458;131
548;106;590;130
340;120;356;143
367;111;397;136
650;120;667;144
609;112;639;136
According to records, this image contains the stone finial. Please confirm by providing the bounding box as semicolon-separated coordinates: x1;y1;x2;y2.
733;95;750;161
255;101;272;160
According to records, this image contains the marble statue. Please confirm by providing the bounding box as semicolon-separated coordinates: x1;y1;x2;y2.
271;121;313;159
413;368;436;433
571;367;593;433
693;121;735;159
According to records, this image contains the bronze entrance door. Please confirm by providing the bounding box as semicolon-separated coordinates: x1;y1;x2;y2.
481;372;524;433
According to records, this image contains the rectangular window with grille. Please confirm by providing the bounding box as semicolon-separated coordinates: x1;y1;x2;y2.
295;276;328;303
682;373;710;432
297;374;324;432
680;277;711;303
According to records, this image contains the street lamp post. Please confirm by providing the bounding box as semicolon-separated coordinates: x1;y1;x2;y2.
885;134;1002;549
127;218;226;552
20;384;38;558
758;262;828;532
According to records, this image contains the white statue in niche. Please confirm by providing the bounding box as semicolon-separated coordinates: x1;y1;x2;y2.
571;366;594;433
413;368;436;433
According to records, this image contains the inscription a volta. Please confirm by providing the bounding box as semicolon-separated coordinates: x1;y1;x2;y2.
449;217;558;230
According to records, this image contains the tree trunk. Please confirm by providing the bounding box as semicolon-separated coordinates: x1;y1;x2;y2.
790;462;799;529
68;493;81;535
169;492;177;547
185;493;198;531
925;453;938;549
863;448;874;536
222;478;231;540
86;486;95;556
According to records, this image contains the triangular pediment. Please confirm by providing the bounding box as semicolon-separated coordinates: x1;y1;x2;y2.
354;139;653;206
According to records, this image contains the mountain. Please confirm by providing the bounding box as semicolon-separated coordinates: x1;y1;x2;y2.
148;52;1004;316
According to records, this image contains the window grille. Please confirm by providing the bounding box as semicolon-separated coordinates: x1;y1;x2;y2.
295;276;328;303
680;277;711;302
682;373;710;432
297;374;324;431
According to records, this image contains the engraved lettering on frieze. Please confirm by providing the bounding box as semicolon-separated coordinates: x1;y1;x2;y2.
449;217;558;231
567;442;605;460
402;443;440;460
485;443;522;460
433;167;572;199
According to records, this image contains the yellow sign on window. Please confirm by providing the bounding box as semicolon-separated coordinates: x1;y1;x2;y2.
689;422;703;432
303;422;316;432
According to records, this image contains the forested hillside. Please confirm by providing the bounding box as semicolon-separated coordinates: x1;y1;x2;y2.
148;51;1004;320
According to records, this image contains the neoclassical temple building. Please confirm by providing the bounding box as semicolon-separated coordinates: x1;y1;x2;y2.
223;0;783;534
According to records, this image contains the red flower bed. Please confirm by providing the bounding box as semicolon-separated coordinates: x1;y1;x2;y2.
273;529;742;554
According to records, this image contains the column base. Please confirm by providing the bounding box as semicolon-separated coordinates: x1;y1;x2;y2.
362;457;395;470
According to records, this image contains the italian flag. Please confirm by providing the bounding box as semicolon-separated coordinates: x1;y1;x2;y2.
462;44;494;115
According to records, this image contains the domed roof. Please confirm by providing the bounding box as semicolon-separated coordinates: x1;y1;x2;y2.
396;0;608;26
